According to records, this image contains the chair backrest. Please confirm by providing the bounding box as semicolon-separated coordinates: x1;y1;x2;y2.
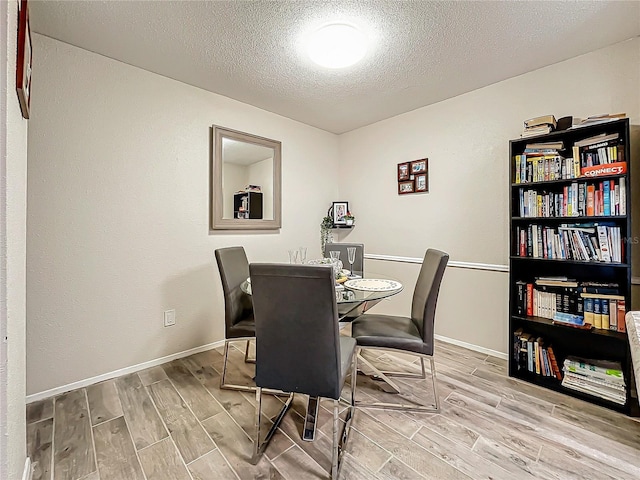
323;243;365;276
249;263;343;399
411;249;449;344
214;247;253;332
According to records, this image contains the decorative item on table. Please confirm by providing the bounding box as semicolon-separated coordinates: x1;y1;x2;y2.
244;184;262;192
307;258;346;282
344;278;402;292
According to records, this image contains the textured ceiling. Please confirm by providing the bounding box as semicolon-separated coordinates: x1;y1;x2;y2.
30;1;640;134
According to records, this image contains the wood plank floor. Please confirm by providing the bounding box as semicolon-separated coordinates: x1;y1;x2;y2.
26;339;640;480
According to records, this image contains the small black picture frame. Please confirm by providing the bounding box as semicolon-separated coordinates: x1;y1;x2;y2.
331;201;349;225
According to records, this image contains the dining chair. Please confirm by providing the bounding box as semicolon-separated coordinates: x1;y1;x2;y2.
249;263;356;479
351;248;449;412
214;246;256;392
323;242;365;277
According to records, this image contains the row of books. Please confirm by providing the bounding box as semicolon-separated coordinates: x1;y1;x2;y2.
573;132;624;166
514;132;627;184
584;294;626;331
514;154;577;184
515;224;623;262
517;177;627;218
514;280;627;332
562;356;625;405
513;329;562;379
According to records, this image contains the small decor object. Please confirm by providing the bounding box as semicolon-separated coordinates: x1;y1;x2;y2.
331;201;349;225
415;173;428;192
397;162;410;181
320;216;334;255
397;158;429;195
16;0;32;119
410;158;427;174
398;181;414;194
344;212;355;226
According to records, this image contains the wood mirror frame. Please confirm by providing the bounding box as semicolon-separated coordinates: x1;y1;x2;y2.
210;126;282;230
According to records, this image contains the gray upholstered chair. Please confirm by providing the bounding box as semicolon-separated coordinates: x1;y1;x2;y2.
351;248;449;412
249;263;356;479
324;242;364;277
214;246;256;392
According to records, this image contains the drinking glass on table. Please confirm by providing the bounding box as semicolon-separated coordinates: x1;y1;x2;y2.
298;247;307;264
347;247;357;277
329;250;341;276
288;249;299;264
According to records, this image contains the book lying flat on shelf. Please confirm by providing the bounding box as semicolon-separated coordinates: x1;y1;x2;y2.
524;115;557;129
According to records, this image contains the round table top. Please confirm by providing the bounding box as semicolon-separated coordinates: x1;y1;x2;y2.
241;272;403;304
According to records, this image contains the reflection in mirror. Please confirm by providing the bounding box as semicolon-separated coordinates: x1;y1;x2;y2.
211;126;281;230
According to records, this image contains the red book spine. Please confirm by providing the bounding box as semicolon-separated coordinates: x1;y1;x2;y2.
618;299;626;333
547;346;563;381
527;284;534;316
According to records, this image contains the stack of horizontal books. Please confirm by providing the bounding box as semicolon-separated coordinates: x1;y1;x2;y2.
561;356;625;404
521;115;556;138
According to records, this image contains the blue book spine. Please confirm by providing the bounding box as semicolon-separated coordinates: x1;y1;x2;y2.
603;181;611;216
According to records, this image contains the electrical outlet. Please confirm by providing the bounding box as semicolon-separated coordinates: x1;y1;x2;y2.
164;309;176;327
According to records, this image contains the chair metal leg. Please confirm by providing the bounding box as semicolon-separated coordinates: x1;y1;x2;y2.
332;401;339;479
252;388;294;465
302;396;320;441
332;370;356;479
355;346;440;413
356;351;402;393
244;339;256;364
220;338;257;392
430;357;440;412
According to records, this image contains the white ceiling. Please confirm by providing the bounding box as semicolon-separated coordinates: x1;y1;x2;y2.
30;1;640;134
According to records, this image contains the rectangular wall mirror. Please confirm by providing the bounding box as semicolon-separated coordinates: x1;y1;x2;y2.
211;126;282;230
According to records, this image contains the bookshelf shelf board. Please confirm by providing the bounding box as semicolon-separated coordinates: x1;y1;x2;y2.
511;215;626;222
511;370;628;412
509;256;629;267
512;314;628;340
511;172;626;188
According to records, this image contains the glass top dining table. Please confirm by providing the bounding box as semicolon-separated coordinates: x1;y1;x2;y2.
240;272;404;308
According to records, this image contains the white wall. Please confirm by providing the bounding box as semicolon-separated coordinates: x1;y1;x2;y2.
26;35;340;395
339;38;640;354
1;0;28;477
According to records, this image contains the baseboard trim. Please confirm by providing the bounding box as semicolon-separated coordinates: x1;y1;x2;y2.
22;457;31;480
435;334;508;360
26;340;226;404
364;254;508;273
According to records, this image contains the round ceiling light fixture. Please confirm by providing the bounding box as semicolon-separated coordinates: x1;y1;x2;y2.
307;23;368;69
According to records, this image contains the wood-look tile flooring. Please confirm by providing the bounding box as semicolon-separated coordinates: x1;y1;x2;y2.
26;338;640;480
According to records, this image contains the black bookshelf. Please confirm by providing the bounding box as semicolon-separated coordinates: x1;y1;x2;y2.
508;118;639;416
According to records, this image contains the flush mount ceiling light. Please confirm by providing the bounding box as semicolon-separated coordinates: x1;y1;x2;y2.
307;23;368;69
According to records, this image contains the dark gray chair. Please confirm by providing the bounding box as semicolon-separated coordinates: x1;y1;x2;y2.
324;242;364;277
214;246;256;392
351;249;449;412
249;263;356;479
